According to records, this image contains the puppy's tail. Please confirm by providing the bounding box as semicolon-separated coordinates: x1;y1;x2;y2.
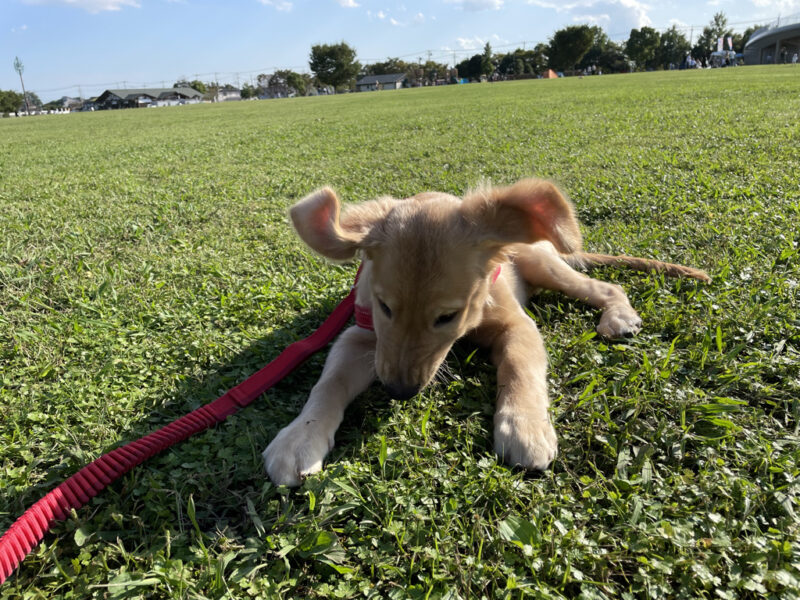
563;252;711;282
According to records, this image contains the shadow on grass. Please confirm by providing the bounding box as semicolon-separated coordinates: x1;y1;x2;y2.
1;281;644;576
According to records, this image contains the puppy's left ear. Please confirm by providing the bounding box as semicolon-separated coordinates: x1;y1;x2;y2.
462;179;582;253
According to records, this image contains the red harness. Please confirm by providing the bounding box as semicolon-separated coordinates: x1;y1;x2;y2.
354;265;502;331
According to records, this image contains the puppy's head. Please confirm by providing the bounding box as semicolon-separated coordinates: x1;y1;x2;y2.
290;179;581;399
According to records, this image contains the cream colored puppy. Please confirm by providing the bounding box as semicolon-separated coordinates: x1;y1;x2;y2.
263;179;709;486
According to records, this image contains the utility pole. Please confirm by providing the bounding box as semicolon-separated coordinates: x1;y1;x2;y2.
13;56;29;114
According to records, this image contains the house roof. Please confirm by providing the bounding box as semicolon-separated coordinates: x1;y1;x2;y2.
96;87;203;102
356;73;407;86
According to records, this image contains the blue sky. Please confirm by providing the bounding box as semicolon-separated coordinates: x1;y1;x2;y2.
2;0;798;101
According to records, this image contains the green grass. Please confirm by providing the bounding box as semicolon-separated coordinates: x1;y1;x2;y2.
1;66;799;599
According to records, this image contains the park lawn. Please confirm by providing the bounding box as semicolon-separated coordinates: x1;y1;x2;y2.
1;66;799;599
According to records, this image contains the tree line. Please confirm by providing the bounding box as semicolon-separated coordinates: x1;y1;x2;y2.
1;11;765;115
268;12;762;95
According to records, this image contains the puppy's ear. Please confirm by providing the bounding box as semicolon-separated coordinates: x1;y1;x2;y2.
462;179;582;253
290;188;394;261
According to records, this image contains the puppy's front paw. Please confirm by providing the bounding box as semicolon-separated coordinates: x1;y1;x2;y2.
597;304;642;339
262;417;335;487
494;410;558;472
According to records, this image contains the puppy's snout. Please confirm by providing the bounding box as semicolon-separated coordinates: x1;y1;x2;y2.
384;381;421;401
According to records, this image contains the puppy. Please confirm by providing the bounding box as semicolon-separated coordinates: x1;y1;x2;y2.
263;179;709;486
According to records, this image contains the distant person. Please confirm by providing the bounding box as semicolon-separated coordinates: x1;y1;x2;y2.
793;53;799;66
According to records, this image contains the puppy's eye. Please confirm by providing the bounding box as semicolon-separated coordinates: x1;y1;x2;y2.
378;299;392;319
434;311;458;327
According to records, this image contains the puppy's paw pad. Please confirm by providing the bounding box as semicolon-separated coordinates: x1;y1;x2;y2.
262;420;333;487
494;411;558;472
597;306;642;339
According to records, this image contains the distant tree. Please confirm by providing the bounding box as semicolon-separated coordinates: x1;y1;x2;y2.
496;52;514;75
240;82;257;99
531;43;550;72
468;53;484;79
265;70;311;96
287;72;312;95
657;25;691;68
0;90;24;116
174;79;207;94
578;26;628;73
693;12;733;59
416;59;449;85
733;25;763;53
23;91;42;110
548;25;594;72
455;58;469;80
456;54;486;81
496;45;548;77
362;58;409;76
309;42;361;90
626;26;661;69
481;42;494;77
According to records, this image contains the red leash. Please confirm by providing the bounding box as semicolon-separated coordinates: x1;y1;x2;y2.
0;279;358;585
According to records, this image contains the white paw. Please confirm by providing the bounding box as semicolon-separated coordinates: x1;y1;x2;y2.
494;410;558;471
597;304;642;339
262;417;335;487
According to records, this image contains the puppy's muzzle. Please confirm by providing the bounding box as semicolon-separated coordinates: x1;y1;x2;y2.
384;381;421;401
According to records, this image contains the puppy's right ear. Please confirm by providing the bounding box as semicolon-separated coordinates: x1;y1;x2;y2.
290;188;393;261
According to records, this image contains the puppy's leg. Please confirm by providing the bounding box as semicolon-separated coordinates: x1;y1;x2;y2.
516;242;642;338
488;315;558;471
262;326;376;487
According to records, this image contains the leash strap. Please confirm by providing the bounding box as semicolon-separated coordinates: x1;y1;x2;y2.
0;280;358;585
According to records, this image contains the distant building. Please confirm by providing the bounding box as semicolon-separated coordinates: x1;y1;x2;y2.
94;87;203;109
744;17;800;64
356;73;407;92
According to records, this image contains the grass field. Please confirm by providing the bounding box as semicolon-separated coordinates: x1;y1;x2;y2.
1;67;799;599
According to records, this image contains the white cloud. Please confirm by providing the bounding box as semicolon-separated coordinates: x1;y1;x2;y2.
750;0;800;11
336;0;359;7
413;12;425;23
377;9;387;19
491;33;509;45
528;0;651;30
22;0;140;12
574;12;611;24
259;0;293;10
390;17;403;25
457;36;486;50
446;0;504;11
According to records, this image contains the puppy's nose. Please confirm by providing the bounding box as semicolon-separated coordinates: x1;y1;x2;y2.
384;382;421;401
